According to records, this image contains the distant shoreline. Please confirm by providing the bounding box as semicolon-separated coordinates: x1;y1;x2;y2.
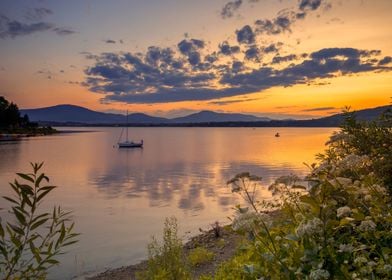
45;121;341;128
0;127;58;141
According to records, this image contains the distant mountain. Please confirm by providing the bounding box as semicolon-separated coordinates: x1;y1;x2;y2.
21;104;168;124
170;110;270;123
315;105;391;124
259;105;391;127
20;104;391;126
21;105;271;124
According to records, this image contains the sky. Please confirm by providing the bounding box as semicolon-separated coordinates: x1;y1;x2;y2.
0;0;391;119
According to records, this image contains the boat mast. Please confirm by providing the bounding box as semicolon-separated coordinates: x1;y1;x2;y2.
126;110;129;141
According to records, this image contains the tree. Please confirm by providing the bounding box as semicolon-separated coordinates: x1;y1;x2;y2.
0;96;22;128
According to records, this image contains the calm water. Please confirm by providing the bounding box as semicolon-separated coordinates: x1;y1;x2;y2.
0;127;336;279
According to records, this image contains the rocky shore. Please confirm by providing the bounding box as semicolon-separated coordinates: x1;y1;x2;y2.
88;225;241;280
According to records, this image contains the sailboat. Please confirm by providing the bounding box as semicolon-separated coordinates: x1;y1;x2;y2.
118;110;143;148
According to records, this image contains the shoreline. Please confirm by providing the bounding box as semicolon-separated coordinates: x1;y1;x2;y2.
87;225;241;280
0;128;96;142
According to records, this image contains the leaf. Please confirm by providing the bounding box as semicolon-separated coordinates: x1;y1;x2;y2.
285;234;300;242
2;196;18;205
9;182;21;195
10;233;22;247
31;213;49;224
339;217;354;226
37;189;54;202
29;241;42;263
16;173;35;183
62;240;78;247
8;223;24;236
35;173;49;188
13;207;27;226
46;259;59;265
0;222;4;238
38;186;57;192
31;218;49;231
18;184;34;195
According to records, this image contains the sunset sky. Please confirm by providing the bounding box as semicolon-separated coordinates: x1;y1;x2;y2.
0;0;391;119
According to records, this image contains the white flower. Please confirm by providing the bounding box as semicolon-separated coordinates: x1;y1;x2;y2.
339;154;371;170
358;219;376;231
338;243;353;253
337;206;352;218
372;184;388;195
354;256;367;265
232;212;268;231
296;218;323;238
328;177;352;187
364;194;372;202
309;269;330;280
383;264;392;273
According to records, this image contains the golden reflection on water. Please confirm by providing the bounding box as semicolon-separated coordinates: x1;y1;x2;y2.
0;127;336;279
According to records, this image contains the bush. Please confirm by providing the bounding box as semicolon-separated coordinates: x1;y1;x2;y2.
188;247;214;267
137;217;190;280
225;110;392;279
0;163;78;279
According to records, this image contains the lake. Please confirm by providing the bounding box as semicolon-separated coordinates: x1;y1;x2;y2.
0;127;336;279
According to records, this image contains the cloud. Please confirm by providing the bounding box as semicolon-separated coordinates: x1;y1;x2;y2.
299;0;322;11
0;18;53;38
236;25;255;44
302;106;336;112
251;0;331;38
272;54;298;64
177;38;205;66
221;0;261;19
209;97;259;106
53;27;76;36
379;56;392;66
0;14;75;39
84;46;391;104
178;38;205;54
221;0;243;19
263;43;281;54
219;41;240;56
254;16;291;35
244;45;261;61
25;7;53;21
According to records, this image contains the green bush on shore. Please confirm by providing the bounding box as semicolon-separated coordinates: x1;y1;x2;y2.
137;217;191;280
221;109;392;279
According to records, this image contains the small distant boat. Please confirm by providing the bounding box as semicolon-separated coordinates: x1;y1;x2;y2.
117;111;143;148
275;132;280;137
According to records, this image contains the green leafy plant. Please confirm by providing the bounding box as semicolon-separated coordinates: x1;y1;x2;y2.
137;216;190;280
188;247;214;267
0;163;79;279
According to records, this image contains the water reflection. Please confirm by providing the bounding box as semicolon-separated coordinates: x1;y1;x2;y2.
0;127;336;279
0;141;22;173
89;155;309;211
